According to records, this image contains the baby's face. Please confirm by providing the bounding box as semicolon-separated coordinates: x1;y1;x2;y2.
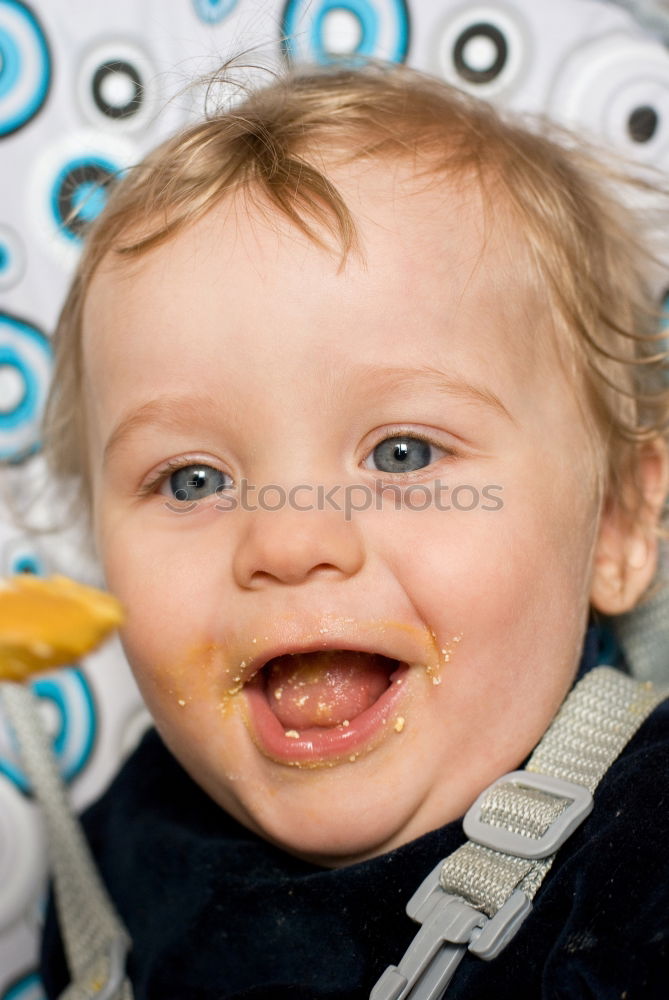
83;161;602;864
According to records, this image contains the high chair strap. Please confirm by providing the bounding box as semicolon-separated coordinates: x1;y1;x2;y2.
370;667;667;1000
0;682;133;1000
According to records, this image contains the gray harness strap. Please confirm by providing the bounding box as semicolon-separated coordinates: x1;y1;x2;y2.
0;682;133;1000
371;667;666;1000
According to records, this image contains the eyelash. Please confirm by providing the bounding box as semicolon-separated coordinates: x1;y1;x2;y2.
137;457;218;498
137;431;460;497
364;430;458;474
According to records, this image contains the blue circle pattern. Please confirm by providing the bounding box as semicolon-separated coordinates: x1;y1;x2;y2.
10;554;43;573
50;154;118;243
0;314;51;461
282;0;409;65
0;347;33;428
71;180;107;222
662;291;669;331
1;971;46;1000
0;26;21;99
0;0;50;137
0;226;24;288
192;0;238;24
313;0;377;60
0;668;97;794
659;291;669;383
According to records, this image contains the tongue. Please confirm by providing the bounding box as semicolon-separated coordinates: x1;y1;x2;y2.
265;650;393;729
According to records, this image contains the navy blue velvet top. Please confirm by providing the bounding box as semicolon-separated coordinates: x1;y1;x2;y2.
41;625;669;999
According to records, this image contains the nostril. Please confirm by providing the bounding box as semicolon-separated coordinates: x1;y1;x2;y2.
232;510;366;589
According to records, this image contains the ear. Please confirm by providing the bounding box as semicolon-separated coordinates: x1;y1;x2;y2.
590;440;669;615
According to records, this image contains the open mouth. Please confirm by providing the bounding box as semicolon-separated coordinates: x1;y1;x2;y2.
243;649;410;764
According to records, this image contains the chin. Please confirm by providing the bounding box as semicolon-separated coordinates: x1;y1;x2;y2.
246;781;435;869
268;821;407;868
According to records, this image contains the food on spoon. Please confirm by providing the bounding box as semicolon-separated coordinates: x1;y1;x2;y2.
0;574;123;682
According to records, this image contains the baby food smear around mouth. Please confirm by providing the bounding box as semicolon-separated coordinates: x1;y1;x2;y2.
264;651;393;729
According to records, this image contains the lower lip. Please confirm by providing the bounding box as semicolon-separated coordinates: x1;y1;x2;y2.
243;661;411;764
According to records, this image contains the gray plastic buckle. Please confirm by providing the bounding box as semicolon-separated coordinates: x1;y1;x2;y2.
468;889;531;960
462;770;594;860
369;862;531;1000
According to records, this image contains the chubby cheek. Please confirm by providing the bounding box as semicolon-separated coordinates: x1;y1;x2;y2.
97;511;231;731
377;485;595;739
112;616;251;816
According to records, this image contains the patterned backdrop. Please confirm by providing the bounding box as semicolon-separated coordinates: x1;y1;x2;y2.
2;1;669;994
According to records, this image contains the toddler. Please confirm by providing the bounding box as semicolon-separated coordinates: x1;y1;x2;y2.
39;62;669;998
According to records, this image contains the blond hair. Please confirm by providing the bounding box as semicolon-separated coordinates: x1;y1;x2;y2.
43;60;669;541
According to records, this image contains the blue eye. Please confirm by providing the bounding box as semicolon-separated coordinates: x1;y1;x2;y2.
367;436;440;474
167;464;231;501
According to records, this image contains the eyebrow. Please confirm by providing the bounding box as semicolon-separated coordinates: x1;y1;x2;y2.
102;393;223;469
343;363;515;423
102;365;513;468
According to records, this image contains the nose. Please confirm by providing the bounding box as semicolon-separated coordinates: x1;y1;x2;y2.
231;489;365;589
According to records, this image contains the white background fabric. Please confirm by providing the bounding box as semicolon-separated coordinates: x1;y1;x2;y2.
2;1;669;995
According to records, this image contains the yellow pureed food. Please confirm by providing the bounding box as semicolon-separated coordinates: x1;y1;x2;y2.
0;574;123;681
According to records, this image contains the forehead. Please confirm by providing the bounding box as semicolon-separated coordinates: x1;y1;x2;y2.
83;159;547;394
81;157;602;512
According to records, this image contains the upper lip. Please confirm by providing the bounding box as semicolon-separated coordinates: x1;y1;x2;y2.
230;623;437;688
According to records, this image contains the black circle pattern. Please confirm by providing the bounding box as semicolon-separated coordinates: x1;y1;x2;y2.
91;59;143;120
627;105;659;143
453;22;507;85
